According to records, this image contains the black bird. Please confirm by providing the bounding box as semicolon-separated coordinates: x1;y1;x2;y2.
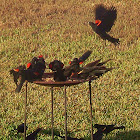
12;55;46;93
10;65;26;86
27;57;38;70
49;60;66;81
64;50;92;78
89;4;119;45
94;124;125;135
26;128;42;140
13;123;28;133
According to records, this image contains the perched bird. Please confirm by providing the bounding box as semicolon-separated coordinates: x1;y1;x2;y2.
13;123;28;133
10;65;26;86
77;59;113;79
49;60;66;81
94;124;125;135
10;55;46;93
26;128;42;140
89;4;119;45
64;50;92;78
27;57;38;70
15;69;40;93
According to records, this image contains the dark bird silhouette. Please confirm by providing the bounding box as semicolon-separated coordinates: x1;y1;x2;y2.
89;4;119;45
10;55;46;93
26;128;42;140
94;124;125;135
49;60;66;81
55;130;103;140
77;59;113;79
64;50;92;78
13;123;28;133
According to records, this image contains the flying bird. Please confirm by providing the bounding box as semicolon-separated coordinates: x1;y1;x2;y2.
89;4;119;45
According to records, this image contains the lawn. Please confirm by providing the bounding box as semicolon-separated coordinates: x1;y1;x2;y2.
0;0;139;139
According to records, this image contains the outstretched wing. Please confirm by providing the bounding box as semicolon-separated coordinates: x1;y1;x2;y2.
95;4;107;20
95;5;117;32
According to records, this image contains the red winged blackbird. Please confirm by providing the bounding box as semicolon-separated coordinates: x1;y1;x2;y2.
94;124;125;135
89;4;119;45
11;55;46;93
77;59;113;79
49;60;66;81
27;57;38;70
10;65;26;86
64;50;92;78
26;128;41;140
13;123;28;133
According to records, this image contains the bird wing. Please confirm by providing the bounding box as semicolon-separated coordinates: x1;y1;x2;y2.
95;5;117;32
95;4;107;20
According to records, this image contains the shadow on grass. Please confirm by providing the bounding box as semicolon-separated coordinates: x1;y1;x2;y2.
9;127;140;140
107;130;140;140
41;128;140;140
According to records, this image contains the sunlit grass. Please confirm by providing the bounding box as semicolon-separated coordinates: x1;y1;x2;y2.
0;0;140;139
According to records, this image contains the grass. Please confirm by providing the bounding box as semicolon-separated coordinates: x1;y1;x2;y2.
0;0;140;139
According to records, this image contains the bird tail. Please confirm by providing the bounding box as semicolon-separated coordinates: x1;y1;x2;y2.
15;77;25;93
79;50;92;62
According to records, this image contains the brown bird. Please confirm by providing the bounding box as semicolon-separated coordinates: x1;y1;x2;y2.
89;4;119;45
77;59;113;80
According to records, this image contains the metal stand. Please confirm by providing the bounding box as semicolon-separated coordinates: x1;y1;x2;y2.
89;80;93;140
24;82;28;140
64;85;67;140
51;87;54;140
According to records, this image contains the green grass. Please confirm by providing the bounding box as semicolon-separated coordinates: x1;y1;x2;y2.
0;0;140;139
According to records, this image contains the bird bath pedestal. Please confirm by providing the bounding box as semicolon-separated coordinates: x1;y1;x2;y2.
24;72;94;140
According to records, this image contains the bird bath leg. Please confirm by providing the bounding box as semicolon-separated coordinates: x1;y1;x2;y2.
24;82;28;140
89;80;94;140
51;87;54;140
64;85;67;140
